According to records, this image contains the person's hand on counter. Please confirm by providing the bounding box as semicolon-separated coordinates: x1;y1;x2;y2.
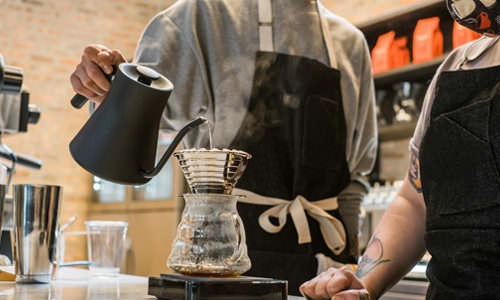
299;266;371;300
70;44;126;103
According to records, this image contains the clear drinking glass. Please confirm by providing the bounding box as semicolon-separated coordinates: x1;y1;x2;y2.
85;221;128;276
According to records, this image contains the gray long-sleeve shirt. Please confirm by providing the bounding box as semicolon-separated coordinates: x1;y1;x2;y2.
133;0;377;224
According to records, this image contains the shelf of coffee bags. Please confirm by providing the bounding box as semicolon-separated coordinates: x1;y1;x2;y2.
357;0;455;86
356;0;450;48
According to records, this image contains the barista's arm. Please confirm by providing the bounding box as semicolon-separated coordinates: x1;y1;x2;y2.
347;35;378;182
300;174;427;299
356;175;426;299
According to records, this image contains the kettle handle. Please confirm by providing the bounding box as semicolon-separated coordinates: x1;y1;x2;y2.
141;116;207;178
70;94;88;109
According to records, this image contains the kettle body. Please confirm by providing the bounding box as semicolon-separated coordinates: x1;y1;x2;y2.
70;63;206;185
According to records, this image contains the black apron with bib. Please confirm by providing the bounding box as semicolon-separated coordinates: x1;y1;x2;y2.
229;1;353;294
420;65;500;300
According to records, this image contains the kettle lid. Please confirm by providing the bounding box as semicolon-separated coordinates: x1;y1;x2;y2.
119;63;173;91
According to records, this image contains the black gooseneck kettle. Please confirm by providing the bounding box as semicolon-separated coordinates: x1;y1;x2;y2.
69;63;207;185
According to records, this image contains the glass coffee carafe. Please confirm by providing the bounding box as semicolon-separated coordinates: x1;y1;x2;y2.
167;148;252;276
167;193;250;276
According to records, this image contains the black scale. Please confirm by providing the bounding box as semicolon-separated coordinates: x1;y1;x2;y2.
148;273;287;300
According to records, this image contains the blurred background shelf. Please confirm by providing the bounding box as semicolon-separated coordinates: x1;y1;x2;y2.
374;55;446;88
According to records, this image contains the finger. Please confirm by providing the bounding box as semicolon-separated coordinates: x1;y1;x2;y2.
333;289;371;300
81;60;111;92
313;269;347;299
70;73;106;104
325;270;353;295
109;49;127;65
300;268;341;299
82;45;115;75
73;62;108;96
70;65;108;104
70;67;99;100
94;48;126;74
339;269;365;290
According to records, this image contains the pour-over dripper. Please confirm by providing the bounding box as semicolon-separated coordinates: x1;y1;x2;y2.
174;148;252;194
168;148;252;276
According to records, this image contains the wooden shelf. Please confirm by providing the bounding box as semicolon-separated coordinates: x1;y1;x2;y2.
374;54;447;88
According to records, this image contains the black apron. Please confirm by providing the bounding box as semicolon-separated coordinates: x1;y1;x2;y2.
420;65;500;300
229;0;353;295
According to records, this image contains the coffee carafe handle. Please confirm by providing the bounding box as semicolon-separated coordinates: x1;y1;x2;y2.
232;214;249;263
141;116;208;179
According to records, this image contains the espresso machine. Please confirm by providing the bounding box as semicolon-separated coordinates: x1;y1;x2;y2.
0;54;42;259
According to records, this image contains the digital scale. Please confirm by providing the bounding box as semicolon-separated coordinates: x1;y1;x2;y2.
148;273;287;300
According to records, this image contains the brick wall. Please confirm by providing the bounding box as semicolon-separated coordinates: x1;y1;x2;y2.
0;0;175;260
0;0;421;262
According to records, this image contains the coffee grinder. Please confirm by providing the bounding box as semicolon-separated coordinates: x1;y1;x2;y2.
148;148;287;300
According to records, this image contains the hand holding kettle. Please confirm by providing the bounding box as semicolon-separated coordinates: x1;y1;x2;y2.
70;44;126;104
69;44;207;185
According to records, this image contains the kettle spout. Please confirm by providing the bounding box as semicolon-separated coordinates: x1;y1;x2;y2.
141;116;208;179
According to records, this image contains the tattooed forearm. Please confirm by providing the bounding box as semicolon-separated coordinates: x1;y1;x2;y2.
355;236;391;278
408;145;423;193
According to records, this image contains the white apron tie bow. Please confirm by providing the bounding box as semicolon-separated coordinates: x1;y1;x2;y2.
233;188;346;255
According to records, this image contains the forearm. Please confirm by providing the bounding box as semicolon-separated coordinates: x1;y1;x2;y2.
357;179;426;299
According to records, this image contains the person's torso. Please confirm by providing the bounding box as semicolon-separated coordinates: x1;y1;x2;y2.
157;0;367;152
419;55;500;299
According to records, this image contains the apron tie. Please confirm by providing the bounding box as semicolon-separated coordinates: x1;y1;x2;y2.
234;188;346;255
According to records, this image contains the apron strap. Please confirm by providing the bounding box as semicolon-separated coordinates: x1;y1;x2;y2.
257;0;338;68
234;188;347;255
316;2;338;69
258;0;274;52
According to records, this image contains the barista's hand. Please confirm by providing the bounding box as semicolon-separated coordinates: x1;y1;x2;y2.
299;267;371;300
70;44;126;103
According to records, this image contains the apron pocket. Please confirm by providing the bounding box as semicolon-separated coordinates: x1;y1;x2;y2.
422;112;500;215
301;95;344;170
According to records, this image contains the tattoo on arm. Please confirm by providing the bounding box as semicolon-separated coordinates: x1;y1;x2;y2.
408;147;423;193
355;236;391;278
